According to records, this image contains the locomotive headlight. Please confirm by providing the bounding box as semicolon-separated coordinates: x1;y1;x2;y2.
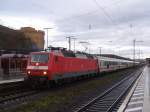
43;71;47;75
27;71;31;74
36;62;39;66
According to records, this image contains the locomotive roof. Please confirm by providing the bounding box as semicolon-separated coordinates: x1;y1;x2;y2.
32;47;139;63
41;47;95;59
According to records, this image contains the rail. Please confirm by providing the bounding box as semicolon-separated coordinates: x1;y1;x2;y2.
74;68;143;112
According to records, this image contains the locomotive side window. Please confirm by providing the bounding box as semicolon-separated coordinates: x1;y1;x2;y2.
55;56;58;62
31;54;49;63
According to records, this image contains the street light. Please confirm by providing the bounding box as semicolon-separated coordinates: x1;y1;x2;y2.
43;28;53;48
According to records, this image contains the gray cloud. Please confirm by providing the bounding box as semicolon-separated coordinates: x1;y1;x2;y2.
1;0;150;58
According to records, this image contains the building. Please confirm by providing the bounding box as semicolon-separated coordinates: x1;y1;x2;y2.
20;27;44;50
0;25;45;76
0;25;45;52
0;25;31;51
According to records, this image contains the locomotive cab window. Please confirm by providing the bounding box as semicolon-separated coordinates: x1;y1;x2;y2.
31;54;49;63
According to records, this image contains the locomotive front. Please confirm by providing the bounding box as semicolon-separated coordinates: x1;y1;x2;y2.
26;52;50;82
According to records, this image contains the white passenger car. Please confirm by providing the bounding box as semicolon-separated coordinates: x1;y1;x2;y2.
97;56;135;72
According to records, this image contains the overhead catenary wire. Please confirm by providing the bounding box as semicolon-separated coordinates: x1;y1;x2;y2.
91;0;133;53
92;0;115;25
47;0;129;55
55;0;121;34
92;0;126;31
56;10;99;23
52;0;123;36
55;0;120;31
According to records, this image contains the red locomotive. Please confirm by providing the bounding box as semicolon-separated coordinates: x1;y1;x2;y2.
26;47;137;86
26;47;98;84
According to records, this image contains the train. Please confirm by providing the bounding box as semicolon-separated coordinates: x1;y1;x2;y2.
25;47;139;86
146;58;150;66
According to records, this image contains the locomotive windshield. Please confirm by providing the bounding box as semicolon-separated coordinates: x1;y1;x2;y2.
31;54;49;63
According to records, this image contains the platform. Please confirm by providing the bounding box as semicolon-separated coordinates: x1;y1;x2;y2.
118;66;150;112
0;73;24;84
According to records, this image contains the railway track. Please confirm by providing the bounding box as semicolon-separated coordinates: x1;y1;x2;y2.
0;90;39;110
0;81;25;96
74;68;143;112
0;81;39;110
0;67;143;111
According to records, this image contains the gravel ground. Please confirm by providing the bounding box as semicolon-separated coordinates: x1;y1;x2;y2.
3;67;142;112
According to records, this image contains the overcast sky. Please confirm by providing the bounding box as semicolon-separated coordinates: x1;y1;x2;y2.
0;0;150;59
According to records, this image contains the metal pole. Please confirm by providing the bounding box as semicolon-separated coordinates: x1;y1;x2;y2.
66;36;75;51
69;37;71;50
47;29;48;48
99;47;102;56
133;40;143;62
136;41;143;59
66;37;71;50
133;39;136;65
100;48;101;55
139;49;140;60
72;38;77;52
74;39;75;52
44;28;52;48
